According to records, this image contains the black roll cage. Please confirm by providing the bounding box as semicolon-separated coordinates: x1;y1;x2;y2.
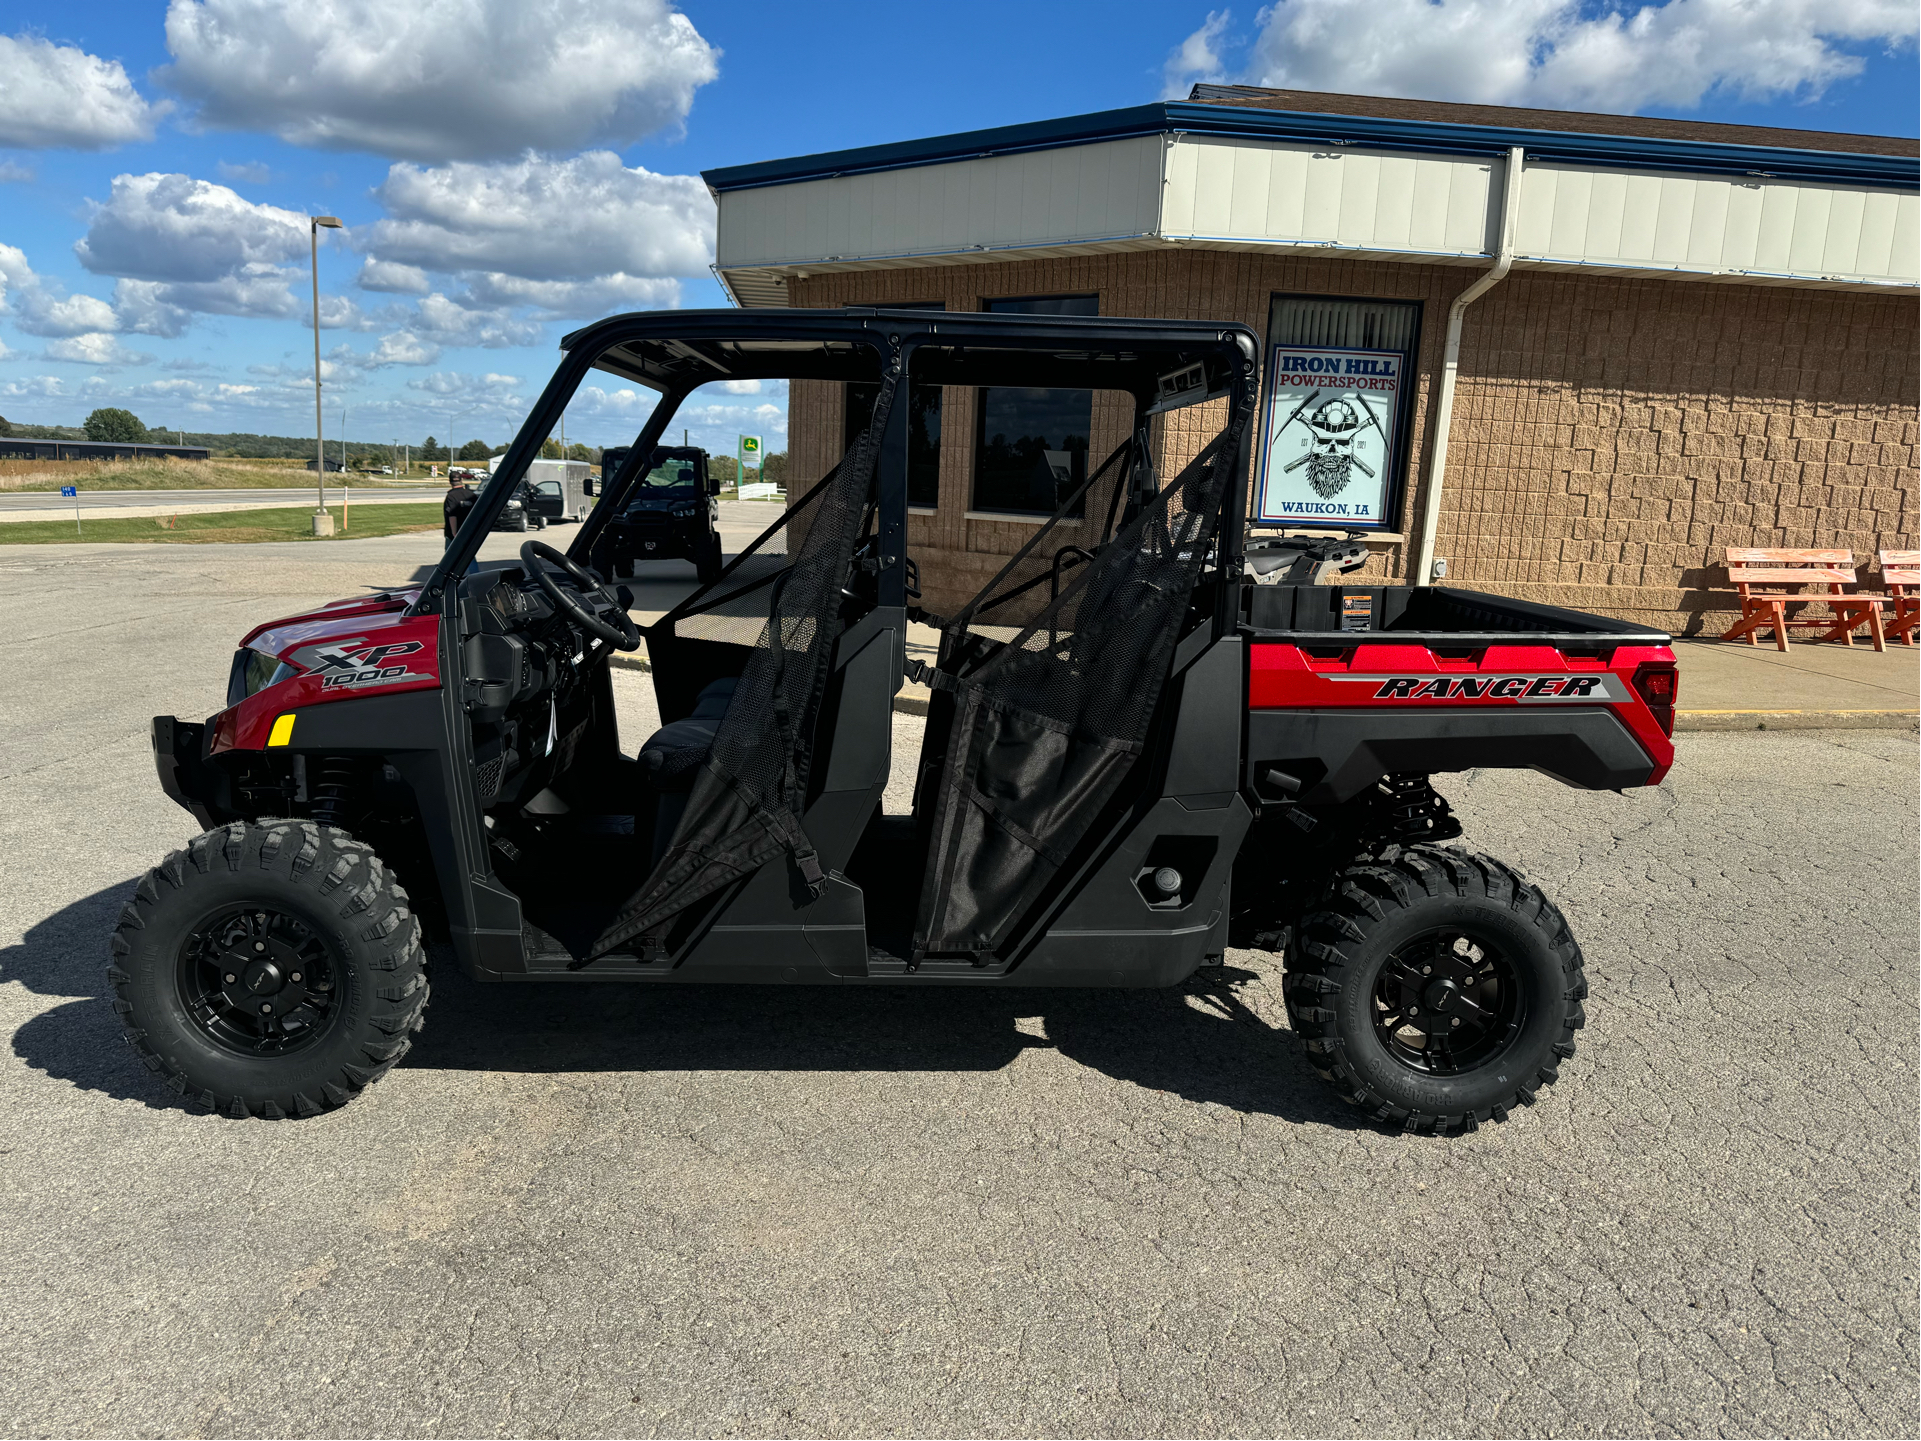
413;307;1262;630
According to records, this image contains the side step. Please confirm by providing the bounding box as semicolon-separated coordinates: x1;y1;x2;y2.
864;948;1012;978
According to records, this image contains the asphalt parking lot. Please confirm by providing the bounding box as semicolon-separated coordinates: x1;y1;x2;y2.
1;534;1914;1438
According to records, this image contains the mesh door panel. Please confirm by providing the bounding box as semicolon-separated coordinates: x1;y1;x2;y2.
914;394;1252;956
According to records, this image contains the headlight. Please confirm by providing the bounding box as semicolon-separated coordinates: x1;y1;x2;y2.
226;647;300;707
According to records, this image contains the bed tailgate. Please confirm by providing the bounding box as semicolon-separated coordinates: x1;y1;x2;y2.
1244;637;1677;804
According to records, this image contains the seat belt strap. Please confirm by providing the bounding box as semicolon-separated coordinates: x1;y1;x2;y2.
903;657;962;694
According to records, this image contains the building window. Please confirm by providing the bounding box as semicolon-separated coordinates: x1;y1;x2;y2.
972;294;1098;517
1252;295;1421;530
843;302;942;507
845;382;942;508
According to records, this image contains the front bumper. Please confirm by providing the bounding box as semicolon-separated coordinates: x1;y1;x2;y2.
152;715;219;827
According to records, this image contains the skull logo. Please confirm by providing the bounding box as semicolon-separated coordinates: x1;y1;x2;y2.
1281;393;1379;498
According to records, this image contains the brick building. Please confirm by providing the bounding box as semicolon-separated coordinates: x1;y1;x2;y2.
704;88;1919;631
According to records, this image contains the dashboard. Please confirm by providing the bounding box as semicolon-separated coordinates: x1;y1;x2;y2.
455;563;626;807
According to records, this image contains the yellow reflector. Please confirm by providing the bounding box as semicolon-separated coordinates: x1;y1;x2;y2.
267;714;296;747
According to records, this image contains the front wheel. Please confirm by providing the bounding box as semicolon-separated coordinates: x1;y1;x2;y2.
1284;845;1585;1133
107;822;428;1118
695;536;723;585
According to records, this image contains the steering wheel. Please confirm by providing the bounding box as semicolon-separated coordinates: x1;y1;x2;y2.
520;540;641;652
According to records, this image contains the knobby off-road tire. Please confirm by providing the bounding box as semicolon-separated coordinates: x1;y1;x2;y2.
1284;844;1586;1133
107;822;428;1119
695;536;723;585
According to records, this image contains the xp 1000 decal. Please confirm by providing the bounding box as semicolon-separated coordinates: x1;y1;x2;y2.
292;638;428;690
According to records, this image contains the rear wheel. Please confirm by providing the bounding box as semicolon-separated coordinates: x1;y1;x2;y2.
107;822;428;1118
1284;845;1585;1133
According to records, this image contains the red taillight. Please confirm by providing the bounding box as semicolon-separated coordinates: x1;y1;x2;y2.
1632;661;1678;737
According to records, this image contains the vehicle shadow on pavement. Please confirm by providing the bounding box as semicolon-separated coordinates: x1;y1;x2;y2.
5;879;171;1110
8;884;1358;1129
409;956;1362;1129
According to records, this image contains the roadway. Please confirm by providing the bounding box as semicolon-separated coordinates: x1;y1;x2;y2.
0;485;448;522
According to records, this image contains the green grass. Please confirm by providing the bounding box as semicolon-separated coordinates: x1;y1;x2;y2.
0;503;446;545
1;458;437;492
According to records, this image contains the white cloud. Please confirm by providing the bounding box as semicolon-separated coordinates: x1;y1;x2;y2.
0;244;118;337
111;280;194;338
161;0;719;162
0;34;163;149
43;333;154;367
315;294;378;330
68;173;329;324
0;160;33;183
0;375;80;400
76;172;311;284
569;385;658;418
331;331;442;368
15;287;119;338
0;337;10;359
459;271;681;317
407;370;523;398
1163;11;1232;98
216;159;274;184
406;293;543;349
718;379;762;395
368;152;713;282
1217;0;1918;111
358;258;430;294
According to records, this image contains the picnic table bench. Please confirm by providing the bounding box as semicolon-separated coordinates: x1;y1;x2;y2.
1881;550;1919;647
1721;548;1885;653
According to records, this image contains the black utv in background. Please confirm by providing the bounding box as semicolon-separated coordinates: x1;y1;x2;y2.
594;445;722;582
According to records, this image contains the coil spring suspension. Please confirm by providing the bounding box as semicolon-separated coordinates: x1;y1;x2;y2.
311;758;356;828
1376;772;1463;844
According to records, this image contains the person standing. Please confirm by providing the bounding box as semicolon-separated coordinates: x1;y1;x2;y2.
443;476;476;543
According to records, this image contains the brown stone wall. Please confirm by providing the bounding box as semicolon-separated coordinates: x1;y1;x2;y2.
781;253;1918;631
1443;276;1919;632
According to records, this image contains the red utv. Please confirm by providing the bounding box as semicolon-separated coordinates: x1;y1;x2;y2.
119;308;1675;1129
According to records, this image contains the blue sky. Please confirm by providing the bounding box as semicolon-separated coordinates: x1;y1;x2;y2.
1;0;1914;455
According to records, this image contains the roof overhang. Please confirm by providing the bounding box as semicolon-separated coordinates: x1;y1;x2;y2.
709;102;1920;306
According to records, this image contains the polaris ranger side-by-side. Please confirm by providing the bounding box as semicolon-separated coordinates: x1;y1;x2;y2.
122;309;1677;1129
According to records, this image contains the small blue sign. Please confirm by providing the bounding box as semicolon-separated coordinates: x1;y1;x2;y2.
60;486;77;498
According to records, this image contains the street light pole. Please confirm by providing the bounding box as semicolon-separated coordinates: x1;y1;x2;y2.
310;215;343;536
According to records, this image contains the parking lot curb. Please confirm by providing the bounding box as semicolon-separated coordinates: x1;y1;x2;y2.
1676;709;1919;731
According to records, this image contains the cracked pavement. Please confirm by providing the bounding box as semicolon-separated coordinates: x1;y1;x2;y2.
1;539;1915;1437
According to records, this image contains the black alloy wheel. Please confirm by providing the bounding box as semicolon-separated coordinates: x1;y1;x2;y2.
176;905;339;1058
1283;844;1586;1133
1368;927;1523;1076
108;822;429;1118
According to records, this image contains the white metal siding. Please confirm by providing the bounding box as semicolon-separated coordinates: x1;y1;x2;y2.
717;132;1916;300
714;136;1164;269
1160;134;1498;258
1513;162;1920;286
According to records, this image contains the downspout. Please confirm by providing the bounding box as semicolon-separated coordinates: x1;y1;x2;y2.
1412;146;1525;586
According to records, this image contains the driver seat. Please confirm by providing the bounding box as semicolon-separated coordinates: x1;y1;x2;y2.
637;677;736;859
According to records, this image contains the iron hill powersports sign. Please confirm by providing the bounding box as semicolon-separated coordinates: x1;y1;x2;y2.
1254;345;1403;528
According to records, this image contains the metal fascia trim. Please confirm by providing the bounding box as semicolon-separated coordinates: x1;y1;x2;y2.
702;100;1918;195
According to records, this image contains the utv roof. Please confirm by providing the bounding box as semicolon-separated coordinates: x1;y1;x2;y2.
559;307;1260;395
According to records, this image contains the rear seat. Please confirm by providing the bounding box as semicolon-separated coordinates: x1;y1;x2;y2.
639;677;737;859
